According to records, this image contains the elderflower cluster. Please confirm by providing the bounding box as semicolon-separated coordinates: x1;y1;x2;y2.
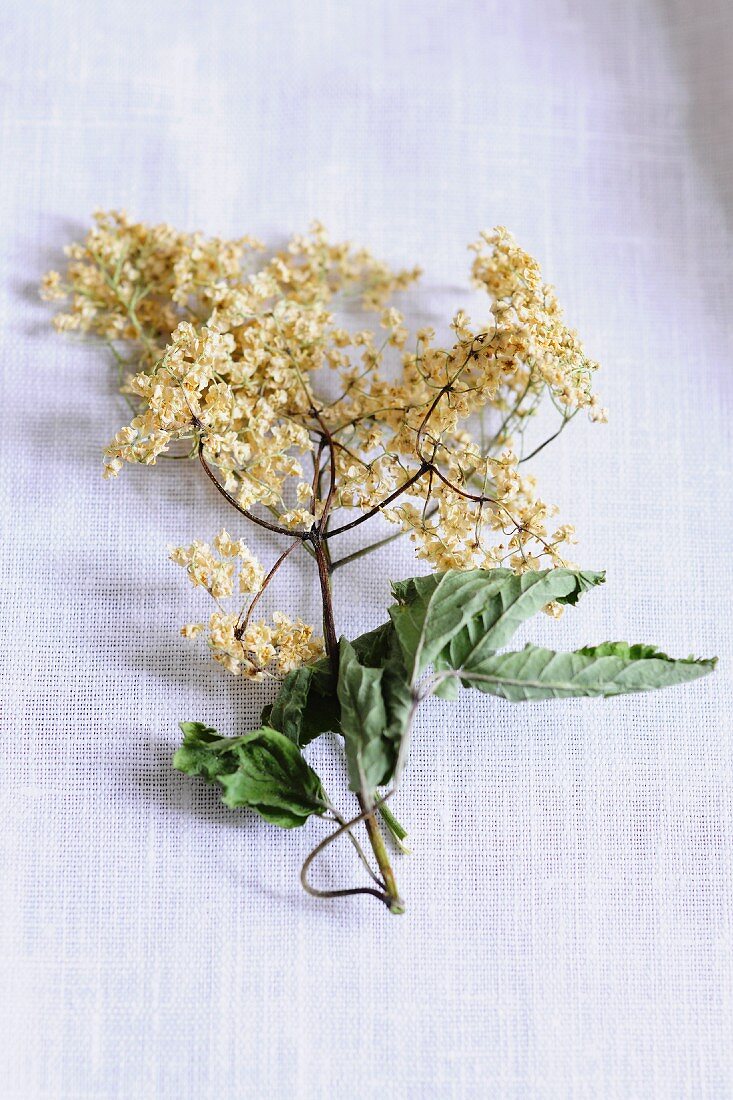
470;227;607;423
183;611;325;680
170;531;324;678
44;212;606;675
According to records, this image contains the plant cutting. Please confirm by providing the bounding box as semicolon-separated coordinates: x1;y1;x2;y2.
42;212;716;914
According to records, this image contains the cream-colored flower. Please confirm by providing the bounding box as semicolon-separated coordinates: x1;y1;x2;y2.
45;213;606;675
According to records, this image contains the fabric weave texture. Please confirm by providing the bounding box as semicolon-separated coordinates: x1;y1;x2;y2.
1;0;731;1096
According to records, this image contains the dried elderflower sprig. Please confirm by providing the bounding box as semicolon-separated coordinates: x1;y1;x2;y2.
43;213;714;917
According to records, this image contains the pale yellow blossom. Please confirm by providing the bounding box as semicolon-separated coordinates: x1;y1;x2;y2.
45;213;606;677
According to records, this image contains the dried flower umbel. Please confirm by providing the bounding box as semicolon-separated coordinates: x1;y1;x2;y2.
43;212;715;914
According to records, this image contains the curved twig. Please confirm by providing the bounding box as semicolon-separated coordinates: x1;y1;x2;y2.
327;808;384;888
427;462;498;505
519;409;577;464
234;540;300;640
300;791;400;910
197;441;308;539
323;463;429;540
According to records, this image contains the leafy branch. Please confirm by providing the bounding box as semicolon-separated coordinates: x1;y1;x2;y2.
174;569;715;911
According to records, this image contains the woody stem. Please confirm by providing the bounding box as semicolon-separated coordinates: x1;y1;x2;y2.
357;794;404;913
312;534;338;670
312;535;404;914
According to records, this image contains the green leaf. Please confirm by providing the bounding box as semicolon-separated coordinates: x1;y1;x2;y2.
351;622;414;766
453;641;716;701
337;637;392;793
350;621;397;665
173;721;244;783
389;568;605;683
265;660;339;746
376;628;415;767
263;622;414;765
174;723;327;828
439;571;608;679
432;675;459;700
379;804;409;845
554;570;606;606
218;727;328;827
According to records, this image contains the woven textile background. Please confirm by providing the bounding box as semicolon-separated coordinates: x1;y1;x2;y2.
1;0;731;1096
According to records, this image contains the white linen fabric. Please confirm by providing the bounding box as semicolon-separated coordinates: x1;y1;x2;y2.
1;0;731;1096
